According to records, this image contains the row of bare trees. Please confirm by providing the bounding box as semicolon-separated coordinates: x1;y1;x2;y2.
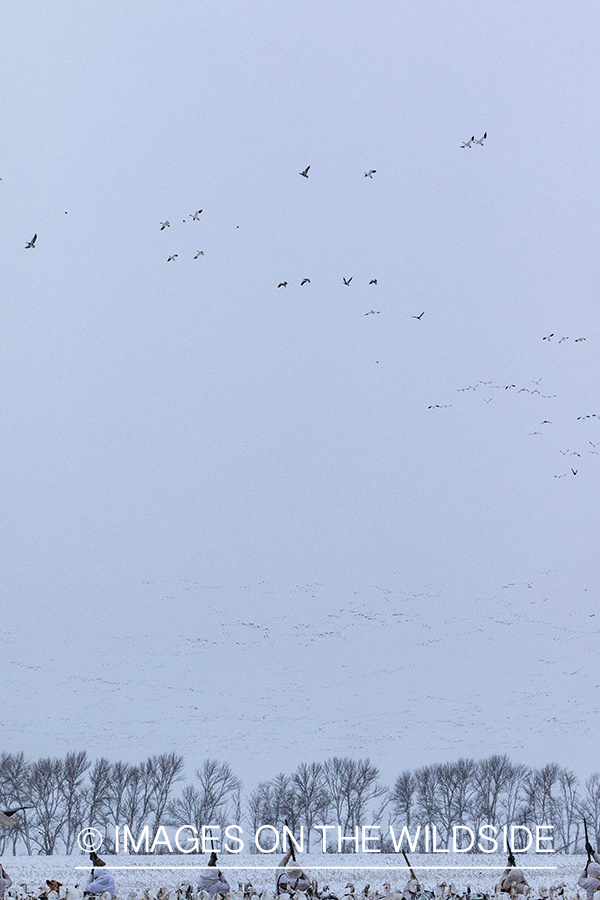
1;752;599;855
389;756;600;854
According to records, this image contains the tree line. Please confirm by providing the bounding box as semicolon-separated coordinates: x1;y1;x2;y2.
0;752;598;855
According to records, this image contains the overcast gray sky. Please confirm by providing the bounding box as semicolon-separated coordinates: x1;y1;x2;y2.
1;1;599;789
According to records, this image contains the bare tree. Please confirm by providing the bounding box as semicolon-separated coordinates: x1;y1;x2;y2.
29;757;66;854
391;771;417;827
168;759;241;852
323;757;386;848
553;768;580;854
0;752;32;855
292;762;329;852
121;762;155;834
474;755;515;826
581;773;600;853
148;752;185;833
60;751;90;853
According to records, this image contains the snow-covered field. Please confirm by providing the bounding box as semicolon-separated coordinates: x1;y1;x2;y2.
0;855;588;898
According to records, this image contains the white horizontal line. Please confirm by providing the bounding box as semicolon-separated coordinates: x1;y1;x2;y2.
74;866;558;871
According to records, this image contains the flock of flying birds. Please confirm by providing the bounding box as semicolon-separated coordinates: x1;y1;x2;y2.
428;366;598;478
151;166;431;319
21;133;596;480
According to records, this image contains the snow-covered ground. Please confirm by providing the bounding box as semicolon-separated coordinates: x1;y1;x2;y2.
0;855;589;898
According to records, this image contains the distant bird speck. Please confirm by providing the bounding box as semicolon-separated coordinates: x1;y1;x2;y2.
364;170;376;178
369;279;378;285
473;132;487;146
301;278;310;285
364;310;380;316
412;311;425;320
343;277;353;286
278;281;287;288
167;254;178;261
25;234;37;249
461;136;475;148
194;251;204;258
190;210;203;220
160;221;170;230
300;166;310;178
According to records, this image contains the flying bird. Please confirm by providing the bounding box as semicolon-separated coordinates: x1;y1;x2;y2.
300;166;310;178
278;281;287;288
160;221;170;230
167;254;178;261
461;137;475;148
364;170;376;178
193;251;204;258
25;234;37;248
301;278;310;285
576;337;586;341
364;310;380;315
543;334;554;341
190;210;203;220
0;807;33;827
412;311;425;320
473;132;487;146
572;468;578;475
343;277;353;285
369;279;378;285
